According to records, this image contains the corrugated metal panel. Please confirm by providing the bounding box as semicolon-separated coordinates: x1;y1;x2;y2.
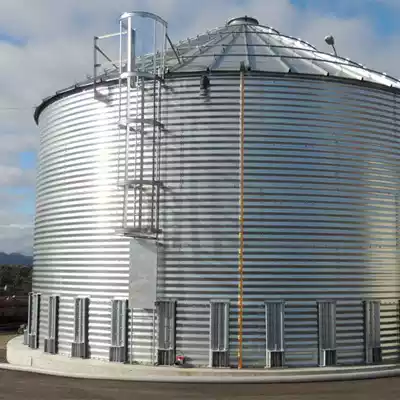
160;75;400;367
160;75;241;366
129;309;156;365
34;86;153;362
336;302;364;365
66;21;400;90
284;302;318;367
34;74;400;368
381;301;400;363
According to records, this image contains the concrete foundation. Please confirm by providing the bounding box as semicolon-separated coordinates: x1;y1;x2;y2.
2;336;400;383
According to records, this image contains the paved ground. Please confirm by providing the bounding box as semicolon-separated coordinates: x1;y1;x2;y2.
0;333;399;399
0;332;16;363
0;369;397;400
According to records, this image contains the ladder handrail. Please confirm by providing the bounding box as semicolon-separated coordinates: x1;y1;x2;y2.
120;11;168;28
93;12;167;239
117;12;166;239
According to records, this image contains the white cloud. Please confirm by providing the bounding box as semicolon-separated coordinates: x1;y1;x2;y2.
0;0;399;253
0;200;33;255
0;219;33;255
0;166;35;187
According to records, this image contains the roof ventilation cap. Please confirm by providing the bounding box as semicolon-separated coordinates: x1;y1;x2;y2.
226;16;259;26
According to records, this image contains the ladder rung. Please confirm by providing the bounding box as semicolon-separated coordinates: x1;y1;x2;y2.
116;227;162;239
118;118;164;129
117;123;139;131
118;180;162;188
120;71;164;82
96;32;121;40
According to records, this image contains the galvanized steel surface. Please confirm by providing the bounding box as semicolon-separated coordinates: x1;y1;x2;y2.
159;75;400;366
34;86;154;363
34;73;400;367
83;20;400;89
166;22;400;91
34;17;400;125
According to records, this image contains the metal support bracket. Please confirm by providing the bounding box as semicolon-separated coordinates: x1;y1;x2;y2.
93;33;121;102
210;300;230;368
318;301;337;367
265;301;285;368
364;300;382;364
156;300;177;366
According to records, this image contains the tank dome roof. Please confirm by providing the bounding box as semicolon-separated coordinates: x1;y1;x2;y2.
159;17;399;89
34;15;400;123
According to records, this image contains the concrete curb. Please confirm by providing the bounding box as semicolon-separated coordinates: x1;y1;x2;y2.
3;337;400;383
0;362;399;383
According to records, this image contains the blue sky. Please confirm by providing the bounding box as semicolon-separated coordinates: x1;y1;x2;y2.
292;0;398;36
0;0;400;254
0;32;26;46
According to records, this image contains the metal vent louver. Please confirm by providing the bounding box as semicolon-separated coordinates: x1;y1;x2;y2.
23;328;28;346
265;301;285;368
109;299;128;363
23;293;33;346
156;300;176;365
210;301;229;367
364;300;382;364
71;297;89;358
44;295;59;354
26;292;41;349
318;301;337;367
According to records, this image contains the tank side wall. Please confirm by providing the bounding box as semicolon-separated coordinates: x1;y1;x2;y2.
34;87;155;363
160;75;241;366
34;75;400;367
241;78;400;366
161;76;400;367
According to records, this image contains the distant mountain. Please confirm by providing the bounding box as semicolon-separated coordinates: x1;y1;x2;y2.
0;252;33;267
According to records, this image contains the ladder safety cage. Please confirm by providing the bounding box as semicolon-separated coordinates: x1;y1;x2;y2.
318;301;337;367
93;11;168;240
156;300;176;366
44;295;59;355
210;300;230;368
265;301;285;368
109;299;129;363
25;292;41;349
71;297;89;359
364;300;382;364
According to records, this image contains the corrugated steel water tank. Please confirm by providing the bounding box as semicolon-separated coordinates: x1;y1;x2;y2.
31;12;400;370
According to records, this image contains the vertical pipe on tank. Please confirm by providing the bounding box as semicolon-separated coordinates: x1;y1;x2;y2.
123;16;134;229
396;193;399;296
150;20;158;231
152;308;156;365
162;25;167;78
117;20;123;188
93;37;98;96
238;66;245;369
156;70;163;235
153;20;157;76
150;76;156;231
138;77;145;230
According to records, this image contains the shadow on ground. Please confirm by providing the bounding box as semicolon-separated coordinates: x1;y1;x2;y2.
0;369;398;400
0;333;399;400
0;332;16;363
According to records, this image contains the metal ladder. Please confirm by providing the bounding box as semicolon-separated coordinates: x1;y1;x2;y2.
94;12;168;239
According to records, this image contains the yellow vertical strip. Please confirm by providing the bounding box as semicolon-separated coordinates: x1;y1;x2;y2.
238;68;245;369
